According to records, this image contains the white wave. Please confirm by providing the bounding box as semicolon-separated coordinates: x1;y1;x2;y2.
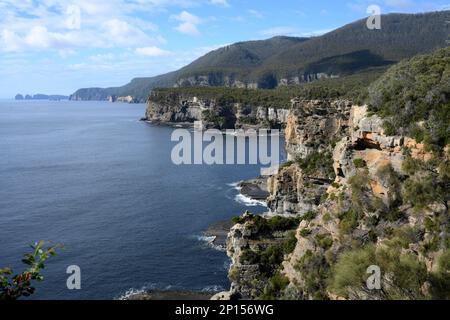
195;235;217;243
226;181;242;189
115;287;149;300
202;285;225;293
235;194;267;207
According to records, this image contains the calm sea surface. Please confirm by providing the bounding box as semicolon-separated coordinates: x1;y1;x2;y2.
0;100;283;299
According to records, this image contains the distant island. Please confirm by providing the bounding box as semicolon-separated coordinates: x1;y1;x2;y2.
15;94;69;101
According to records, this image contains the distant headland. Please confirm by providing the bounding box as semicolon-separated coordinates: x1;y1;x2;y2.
15;93;69;101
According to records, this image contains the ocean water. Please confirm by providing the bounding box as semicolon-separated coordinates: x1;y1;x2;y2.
0;100;284;300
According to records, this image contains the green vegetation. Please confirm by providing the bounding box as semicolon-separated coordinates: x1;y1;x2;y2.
299;228;312;237
368;47;450;151
231;214;301;236
240;231;298;279
294;250;330;299
338;210;360;235
250;216;301;236
315;234;334;250
259;272;290;300
0;241;62;300
297;151;336;179
237;215;300;296
150;70;384;110
401;155;449;211
353;158;367;169
329;242;431;299
429;250;450;299
302;211;317;221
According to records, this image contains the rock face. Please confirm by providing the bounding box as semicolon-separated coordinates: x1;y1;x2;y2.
266;100;352;216
221;99;449;300
174;73;335;90
145;92;289;129
285;99;352;159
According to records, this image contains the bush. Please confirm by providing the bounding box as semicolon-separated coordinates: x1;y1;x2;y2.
283;231;298;255
329;245;376;298
297;151;336;179
295;250;330;299
299;228;312;237
302;211;317;221
0;241;63;300
429;250;450;299
241;231;298;278
259;272;290;300
330;242;429;299
402;175;439;209
368;47;450;150
251;215;301;236
338;210;360;235
315;234;334;250
353;158;367;169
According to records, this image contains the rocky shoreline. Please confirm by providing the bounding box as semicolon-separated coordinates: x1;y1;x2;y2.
238;178;270;201
125;290;214;300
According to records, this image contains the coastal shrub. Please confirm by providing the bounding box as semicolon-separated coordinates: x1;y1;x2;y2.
401;154;448;210
331;182;341;189
368;47;450;151
381;210;405;223
240;249;261;265
329;242;429;299
250;215;301;236
429;250;450;299
259;272;290;300
241;231;298;279
315;234;334;250
323;213;332;223
402;175;439;209
353;158;367;169
294;250;330;300
348;171;372;213
283;231;298;255
338;210;360;235
0;241;63;300
376;164;403;208
299;228;312;237
232;215;252;225
302;211;317;221
297;151;336;179
328;245;376;298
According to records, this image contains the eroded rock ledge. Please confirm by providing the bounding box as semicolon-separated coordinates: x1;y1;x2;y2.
144;91;289;129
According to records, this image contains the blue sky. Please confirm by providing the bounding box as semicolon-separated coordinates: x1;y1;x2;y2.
0;0;448;98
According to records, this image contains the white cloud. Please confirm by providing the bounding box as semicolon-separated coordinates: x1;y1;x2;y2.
0;0;169;52
171;11;202;36
248;9;264;18
1;29;23;52
210;0;230;7
135;46;172;57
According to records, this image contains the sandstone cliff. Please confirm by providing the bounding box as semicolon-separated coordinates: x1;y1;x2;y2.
144;91;289;129
219;99;449;300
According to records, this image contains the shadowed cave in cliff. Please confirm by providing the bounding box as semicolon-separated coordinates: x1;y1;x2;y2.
354;135;382;151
